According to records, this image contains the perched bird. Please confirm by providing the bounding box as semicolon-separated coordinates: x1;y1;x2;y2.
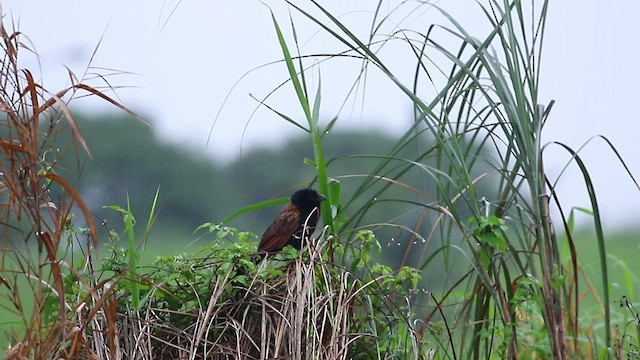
258;188;326;253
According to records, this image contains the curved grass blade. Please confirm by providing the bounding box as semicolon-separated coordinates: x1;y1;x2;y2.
552;141;611;349
221;197;288;225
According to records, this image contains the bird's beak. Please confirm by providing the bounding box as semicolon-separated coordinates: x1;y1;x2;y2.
319;194;327;201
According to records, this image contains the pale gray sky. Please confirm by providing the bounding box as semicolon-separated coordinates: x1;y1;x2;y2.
3;1;639;228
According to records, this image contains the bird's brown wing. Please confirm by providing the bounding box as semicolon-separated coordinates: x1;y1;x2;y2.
258;203;300;253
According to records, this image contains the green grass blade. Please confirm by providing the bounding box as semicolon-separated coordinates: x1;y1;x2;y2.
221;197;288;225
270;11;311;122
141;185;161;252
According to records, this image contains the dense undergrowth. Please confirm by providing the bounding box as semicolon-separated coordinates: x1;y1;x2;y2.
1;1;640;359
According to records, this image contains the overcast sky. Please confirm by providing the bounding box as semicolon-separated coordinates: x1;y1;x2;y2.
3;1;639;229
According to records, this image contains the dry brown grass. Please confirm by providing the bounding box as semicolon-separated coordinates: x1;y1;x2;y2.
146;258;358;360
0;12;137;360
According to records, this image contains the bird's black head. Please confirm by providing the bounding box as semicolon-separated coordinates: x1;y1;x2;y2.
290;188;326;211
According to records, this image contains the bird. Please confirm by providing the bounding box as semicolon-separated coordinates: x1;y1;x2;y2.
258;188;326;253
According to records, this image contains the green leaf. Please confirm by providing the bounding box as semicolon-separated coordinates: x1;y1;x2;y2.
327;178;341;205
322;115;339;137
311;71;322;128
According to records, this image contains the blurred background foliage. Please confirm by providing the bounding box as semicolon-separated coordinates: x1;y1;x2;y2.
52;113;638;291
57;113;487;269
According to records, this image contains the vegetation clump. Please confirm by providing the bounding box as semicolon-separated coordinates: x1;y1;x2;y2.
101;224;422;359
